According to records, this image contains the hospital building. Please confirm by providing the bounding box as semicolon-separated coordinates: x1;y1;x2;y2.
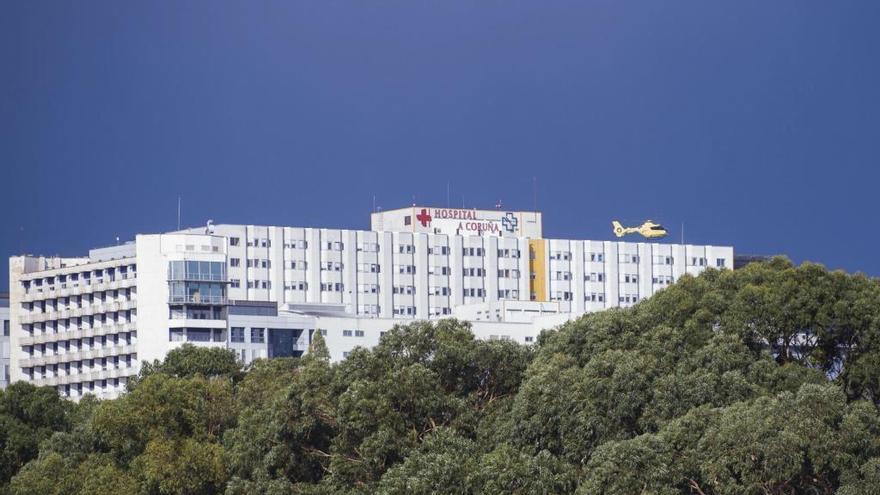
6;206;733;399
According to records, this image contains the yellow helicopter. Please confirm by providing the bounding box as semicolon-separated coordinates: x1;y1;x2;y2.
612;220;668;239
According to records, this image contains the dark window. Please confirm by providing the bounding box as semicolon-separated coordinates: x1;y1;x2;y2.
186;329;212;342
231;327;245;343
404;216;412;225
251;328;265;344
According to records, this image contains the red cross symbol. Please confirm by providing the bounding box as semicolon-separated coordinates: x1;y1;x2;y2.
416;208;432;227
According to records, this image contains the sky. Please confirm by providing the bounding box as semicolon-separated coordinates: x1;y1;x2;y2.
2;1;880;288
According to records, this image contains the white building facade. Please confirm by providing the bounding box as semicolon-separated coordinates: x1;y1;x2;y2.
1;294;10;389
7;207;733;399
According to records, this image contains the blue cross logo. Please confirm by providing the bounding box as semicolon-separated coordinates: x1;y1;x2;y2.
501;212;518;233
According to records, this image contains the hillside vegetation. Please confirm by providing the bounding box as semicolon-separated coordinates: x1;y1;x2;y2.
3;258;880;494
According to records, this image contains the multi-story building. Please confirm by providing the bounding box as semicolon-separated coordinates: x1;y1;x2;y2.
7;206;733;399
1;293;10;389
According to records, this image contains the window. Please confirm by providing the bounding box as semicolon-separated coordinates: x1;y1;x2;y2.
463;267;486;277
285;281;308;291
551;291;573;301
326;241;344;251
404;216;412;226
429;246;449;255
398;244;415;254
250;328;265;343
343;330;353;337
586;292;605;303
320;282;344;292
231;327;245;343
550;251;571;261
355;330;365;337
3;320;8;337
623;274;638;283
322;261;343;271
463;247;485;256
589;253;605;262
716;258;726;268
498;248;521;258
358;263;380;273
285;240;308;249
525;336;534;343
393;306;417;316
428;266;450;275
498;289;519;299
397;265;416;274
230;237;240;247
358;304;380;315
230;258;240;267
359;242;380;252
393;285;416;295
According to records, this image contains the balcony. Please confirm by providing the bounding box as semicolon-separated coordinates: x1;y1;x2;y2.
30;367;136;388
169;273;226;282
169;295;228;305
19;322;137;347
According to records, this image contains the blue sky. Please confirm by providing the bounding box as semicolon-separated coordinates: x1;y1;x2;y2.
2;1;879;288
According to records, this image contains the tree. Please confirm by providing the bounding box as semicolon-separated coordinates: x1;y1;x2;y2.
132;438;227;495
130;344;241;390
0;382;73;485
92;373;235;464
375;428;478;495
474;444;576;495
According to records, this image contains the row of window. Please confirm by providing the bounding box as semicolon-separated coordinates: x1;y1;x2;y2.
24;333;136;357
22;312;135;335
230;327;265;343
21;264;136;293
27;354;136;378
231;237;531;259
23;289;135;313
228;258;724;280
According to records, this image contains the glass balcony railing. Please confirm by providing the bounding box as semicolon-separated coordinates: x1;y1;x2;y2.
169;295;228;305
168;273;226;282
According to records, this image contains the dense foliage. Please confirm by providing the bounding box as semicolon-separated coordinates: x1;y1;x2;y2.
3;258;880;494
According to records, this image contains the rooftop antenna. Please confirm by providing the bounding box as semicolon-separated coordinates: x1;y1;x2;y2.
412;194;416;206
681;222;685;245
372;195;376;213
177;195;181;230
532;177;537;212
